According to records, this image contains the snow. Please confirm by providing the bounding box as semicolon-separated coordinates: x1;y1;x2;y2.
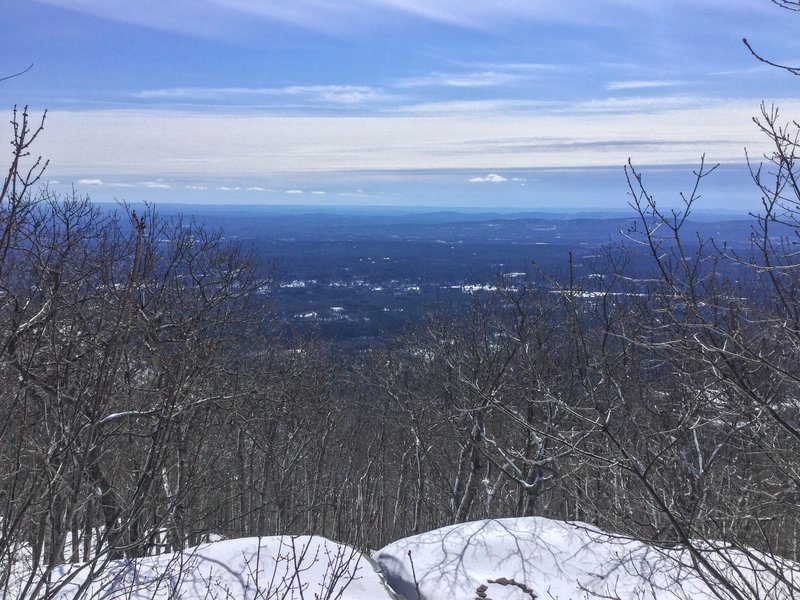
374;517;800;600
10;517;800;600
452;284;499;293
12;536;397;600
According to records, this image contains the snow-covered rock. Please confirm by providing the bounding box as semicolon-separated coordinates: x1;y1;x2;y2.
374;517;800;600
13;536;396;600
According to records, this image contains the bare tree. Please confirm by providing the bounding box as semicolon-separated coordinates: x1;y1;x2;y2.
0;108;276;598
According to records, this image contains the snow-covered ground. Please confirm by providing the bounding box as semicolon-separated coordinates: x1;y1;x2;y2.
9;536;397;600
8;517;800;599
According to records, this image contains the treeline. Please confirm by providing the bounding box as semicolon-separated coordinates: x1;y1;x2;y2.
2;103;800;600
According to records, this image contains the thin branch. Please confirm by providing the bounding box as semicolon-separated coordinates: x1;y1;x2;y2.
743;38;800;76
0;64;33;83
771;0;800;11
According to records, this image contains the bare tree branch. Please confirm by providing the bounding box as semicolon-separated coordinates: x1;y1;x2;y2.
0;64;33;83
771;0;800;11
743;38;800;76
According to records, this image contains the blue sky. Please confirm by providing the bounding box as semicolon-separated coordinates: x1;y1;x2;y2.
2;0;799;210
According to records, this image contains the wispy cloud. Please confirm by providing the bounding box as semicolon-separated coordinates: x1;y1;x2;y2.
74;178;170;189
38;0;772;38
394;70;529;89
710;64;778;77
388;96;717;117
460;62;572;73
353;0;702;29
388;99;551;115
136;85;397;105
606;80;688;91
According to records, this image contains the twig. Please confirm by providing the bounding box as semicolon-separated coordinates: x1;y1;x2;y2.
407;550;422;600
742;38;800;77
0;64;33;83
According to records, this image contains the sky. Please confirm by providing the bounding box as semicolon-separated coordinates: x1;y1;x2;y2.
2;0;799;211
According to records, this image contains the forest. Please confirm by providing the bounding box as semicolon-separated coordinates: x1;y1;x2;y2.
4;17;800;597
1;96;800;599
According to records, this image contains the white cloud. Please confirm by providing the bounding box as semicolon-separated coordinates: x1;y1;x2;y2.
38;97;800;184
469;173;508;183
395;71;528;89
311;190;326;195
389;99;549;115
142;181;170;189
136;85;396;105
304;86;394;105
606;80;688;91
285;189;303;194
